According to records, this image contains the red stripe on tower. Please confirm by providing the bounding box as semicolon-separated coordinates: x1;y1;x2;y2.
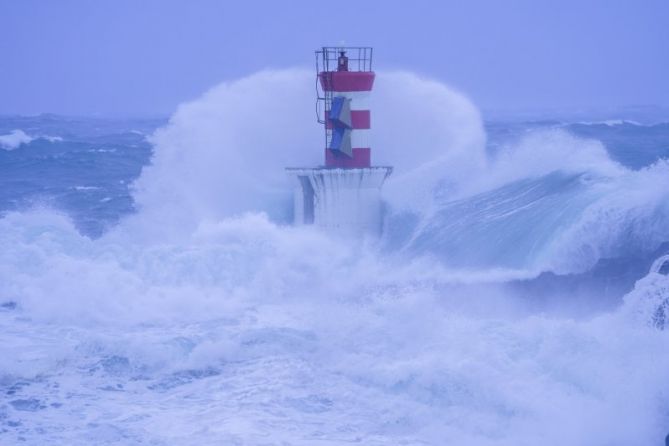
324;148;371;168
318;72;375;92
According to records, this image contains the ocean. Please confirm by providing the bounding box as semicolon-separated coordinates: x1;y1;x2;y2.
1;70;669;445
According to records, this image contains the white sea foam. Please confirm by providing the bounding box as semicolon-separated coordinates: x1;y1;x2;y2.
482;128;626;189
41;135;63;143
0;130;63;150
1;207;668;444
0;129;33;150
576;119;644;126
1;70;669;444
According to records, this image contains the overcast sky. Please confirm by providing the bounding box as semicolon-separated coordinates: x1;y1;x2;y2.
2;0;668;116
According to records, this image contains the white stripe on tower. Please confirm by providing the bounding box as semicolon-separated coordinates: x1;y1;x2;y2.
350;129;370;148
333;91;371;110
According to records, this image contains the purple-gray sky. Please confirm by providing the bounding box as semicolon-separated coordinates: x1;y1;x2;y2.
2;0;668;116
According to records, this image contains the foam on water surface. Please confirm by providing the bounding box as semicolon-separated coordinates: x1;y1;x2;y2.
1;70;669;444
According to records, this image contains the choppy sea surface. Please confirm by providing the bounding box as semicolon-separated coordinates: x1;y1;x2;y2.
2;71;669;445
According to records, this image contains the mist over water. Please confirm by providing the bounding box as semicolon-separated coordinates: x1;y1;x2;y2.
2;70;669;445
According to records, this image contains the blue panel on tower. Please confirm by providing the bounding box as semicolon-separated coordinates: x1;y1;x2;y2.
329;96;352;128
329;126;352;157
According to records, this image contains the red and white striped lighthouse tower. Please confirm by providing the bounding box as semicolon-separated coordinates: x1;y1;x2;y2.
287;47;392;237
319;48;375;168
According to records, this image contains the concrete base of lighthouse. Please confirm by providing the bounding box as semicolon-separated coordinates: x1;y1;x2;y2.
286;167;392;238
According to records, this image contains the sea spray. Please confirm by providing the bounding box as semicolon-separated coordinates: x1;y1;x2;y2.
128;69;486;240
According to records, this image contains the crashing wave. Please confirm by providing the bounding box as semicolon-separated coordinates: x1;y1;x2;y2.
0;129;32;150
621;254;669;330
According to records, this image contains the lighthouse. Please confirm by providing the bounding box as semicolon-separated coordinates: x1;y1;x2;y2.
286;47;392;237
